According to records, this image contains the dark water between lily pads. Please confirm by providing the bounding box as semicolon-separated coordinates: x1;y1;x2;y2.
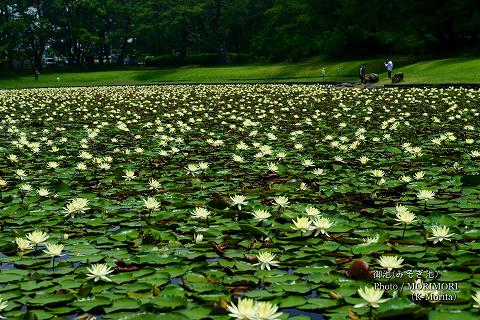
170;276;182;284
0;262;14;270
0;251;14;270
281;308;324;320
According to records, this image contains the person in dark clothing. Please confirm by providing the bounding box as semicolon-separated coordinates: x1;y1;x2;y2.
34;68;40;80
359;65;366;84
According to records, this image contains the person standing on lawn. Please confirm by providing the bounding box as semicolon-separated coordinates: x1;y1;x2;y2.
34;67;40;80
359;64;366;84
384;58;393;79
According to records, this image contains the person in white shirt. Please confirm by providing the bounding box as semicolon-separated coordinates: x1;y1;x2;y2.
384;58;393;79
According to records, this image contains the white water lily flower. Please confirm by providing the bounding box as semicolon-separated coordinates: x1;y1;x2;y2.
312;168;325;176
185;163;199;175
19;183;32;192
413;171;425;180
47;161;59;169
377;255;404;271
358;156;369;164
37;188;50;197
311;217;334;237
254;301;283;320
276;151;286;160
267;162;279;173
143;197;160;211
251;209;271;221
301;159;314;167
291;217;313;232
0;297;8;316
395;211;416;225
194;233;203;243
236;141;249;150
76;162;87;170
363;235;380;244
26;230;49;245
79;151;93;159
400;175;412;183
395;204;409;215
227;298;256;320
273;196;289;208
253;251;279;270
15;238;33;251
8;154;18;162
148;178;162;190
98;162;110;170
123;170;136;180
354;286;389;308
417;190;436;200
103;156;113;163
371;169;385;178
305;206;320;217
64;198;90;218
191;207;211;219
232;155;244;163
198;162;209;170
394;205;416;224
230;195;247;210
428;225;454;244
86;263;114;282
15;169;27;179
43;243;64;257
472;291;480;308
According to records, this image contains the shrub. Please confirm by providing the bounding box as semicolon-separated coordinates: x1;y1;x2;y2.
184;54;220;66
145;53;254;67
229;53;253;65
144;55;179;67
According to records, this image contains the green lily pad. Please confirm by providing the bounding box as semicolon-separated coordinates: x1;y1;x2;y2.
71;296;112;312
428;311;479;320
103;297;141;313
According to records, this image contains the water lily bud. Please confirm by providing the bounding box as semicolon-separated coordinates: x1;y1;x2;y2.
62;233;69;240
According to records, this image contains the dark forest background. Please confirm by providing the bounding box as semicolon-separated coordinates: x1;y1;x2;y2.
1;0;479;71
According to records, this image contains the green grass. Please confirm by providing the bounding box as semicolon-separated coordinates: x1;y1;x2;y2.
380;57;480;84
1;56;479;88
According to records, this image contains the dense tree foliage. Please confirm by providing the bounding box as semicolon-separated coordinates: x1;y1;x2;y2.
0;0;479;70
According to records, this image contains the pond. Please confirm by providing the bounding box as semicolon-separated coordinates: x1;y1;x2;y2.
0;84;479;319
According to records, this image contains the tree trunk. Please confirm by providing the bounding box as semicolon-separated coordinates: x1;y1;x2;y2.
214;0;229;64
117;1;132;64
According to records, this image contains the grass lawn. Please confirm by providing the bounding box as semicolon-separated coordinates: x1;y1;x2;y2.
381;57;480;84
0;56;479;88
